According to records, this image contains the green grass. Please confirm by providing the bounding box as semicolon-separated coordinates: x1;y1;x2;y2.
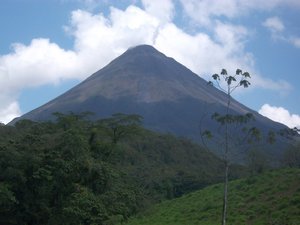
125;168;300;225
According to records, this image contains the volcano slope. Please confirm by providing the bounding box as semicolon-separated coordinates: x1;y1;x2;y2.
11;45;292;163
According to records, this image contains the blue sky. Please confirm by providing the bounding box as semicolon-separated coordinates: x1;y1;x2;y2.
0;0;300;128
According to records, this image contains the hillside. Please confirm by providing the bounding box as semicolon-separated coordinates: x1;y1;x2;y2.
126;168;300;225
0;114;246;225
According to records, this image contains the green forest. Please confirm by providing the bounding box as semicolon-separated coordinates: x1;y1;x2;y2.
0;113;299;225
0;113;246;225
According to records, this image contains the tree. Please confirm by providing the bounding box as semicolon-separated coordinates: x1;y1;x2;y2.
247;149;269;175
0;182;18;224
282;142;300;168
98;113;142;144
202;69;253;225
277;127;300;168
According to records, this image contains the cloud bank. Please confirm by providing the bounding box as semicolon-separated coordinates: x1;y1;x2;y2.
0;0;298;123
259;104;300;129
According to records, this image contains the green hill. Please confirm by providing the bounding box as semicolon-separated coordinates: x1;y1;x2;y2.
126;168;300;225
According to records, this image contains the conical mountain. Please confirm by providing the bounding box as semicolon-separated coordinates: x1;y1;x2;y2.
12;45;290;162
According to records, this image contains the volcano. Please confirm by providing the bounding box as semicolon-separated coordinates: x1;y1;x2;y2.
11;45;290;162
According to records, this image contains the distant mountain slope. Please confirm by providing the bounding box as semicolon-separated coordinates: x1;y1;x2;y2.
125;168;300;225
10;45;290;162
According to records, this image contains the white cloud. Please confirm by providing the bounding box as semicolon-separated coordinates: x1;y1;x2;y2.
0;101;21;124
289;37;300;48
0;38;82;123
0;2;294;123
251;76;292;95
259;104;300;128
262;17;285;33
181;0;299;50
262;17;300;48
141;0;174;23
0;39;80;92
180;0;239;27
180;0;300;28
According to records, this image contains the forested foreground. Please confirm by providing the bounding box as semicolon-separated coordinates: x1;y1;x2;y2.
0;113;246;225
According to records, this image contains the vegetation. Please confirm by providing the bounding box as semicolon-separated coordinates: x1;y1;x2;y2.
126;168;300;225
0;113;245;225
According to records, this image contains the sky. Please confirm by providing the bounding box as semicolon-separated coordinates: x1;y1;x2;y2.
0;0;300;129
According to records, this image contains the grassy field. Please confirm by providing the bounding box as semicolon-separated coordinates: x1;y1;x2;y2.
125;168;300;225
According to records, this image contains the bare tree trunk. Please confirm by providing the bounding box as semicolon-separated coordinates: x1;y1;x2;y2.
221;87;231;225
222;161;229;225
